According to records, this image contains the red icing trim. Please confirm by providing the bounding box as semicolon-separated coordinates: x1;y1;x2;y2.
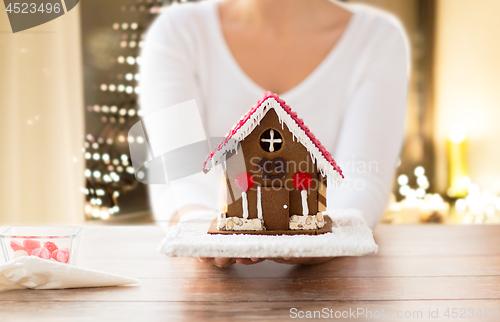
203;92;344;179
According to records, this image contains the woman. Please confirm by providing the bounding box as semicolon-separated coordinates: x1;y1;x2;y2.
140;0;409;267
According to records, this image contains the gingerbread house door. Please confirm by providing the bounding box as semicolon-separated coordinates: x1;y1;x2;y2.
261;187;289;230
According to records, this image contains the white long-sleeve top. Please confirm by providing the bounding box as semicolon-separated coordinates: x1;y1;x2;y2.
139;0;409;229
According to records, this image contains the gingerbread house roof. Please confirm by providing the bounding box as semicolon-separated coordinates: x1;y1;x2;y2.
203;92;344;184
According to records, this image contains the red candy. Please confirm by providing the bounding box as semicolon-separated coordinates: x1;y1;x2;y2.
10;240;26;252
52;248;69;263
31;247;50;260
234;172;254;192
57;251;69;263
293;172;312;190
23;239;41;255
10;239;71;263
44;241;58;255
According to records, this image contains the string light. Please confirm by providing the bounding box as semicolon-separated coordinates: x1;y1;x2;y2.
399;185;410;196
91;208;100;218
414;166;425;177
84;2;171;221
110;172;120;182
397;174;408;186
416;188;426;199
100;209;110;220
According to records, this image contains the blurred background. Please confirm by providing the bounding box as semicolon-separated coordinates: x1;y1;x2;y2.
0;0;499;225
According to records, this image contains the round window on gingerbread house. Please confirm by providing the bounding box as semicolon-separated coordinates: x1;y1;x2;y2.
259;129;283;152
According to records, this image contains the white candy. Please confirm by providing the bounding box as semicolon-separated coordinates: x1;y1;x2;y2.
13;250;29;259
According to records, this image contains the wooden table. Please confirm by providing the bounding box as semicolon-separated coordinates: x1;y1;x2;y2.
1;224;500;321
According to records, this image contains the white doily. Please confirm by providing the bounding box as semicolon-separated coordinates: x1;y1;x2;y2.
158;209;378;258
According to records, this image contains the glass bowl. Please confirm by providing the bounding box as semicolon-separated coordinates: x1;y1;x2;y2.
0;226;83;265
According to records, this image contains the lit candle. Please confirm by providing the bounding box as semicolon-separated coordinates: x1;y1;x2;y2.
447;124;469;198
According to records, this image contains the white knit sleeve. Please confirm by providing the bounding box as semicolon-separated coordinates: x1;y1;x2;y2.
139;7;218;225
328;21;410;229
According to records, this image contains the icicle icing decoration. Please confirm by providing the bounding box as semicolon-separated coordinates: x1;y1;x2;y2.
203;96;343;184
242;191;249;219
257;185;262;219
301;190;308;216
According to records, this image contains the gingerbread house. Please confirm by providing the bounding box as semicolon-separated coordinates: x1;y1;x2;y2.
203;93;344;235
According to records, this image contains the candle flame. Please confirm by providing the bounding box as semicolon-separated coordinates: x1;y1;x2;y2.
449;123;467;143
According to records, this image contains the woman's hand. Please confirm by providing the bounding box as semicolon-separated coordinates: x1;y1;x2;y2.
267;257;334;265
198;257;333;267
198;257;265;267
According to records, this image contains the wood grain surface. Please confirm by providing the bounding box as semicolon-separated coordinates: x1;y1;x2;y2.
1;224;500;321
